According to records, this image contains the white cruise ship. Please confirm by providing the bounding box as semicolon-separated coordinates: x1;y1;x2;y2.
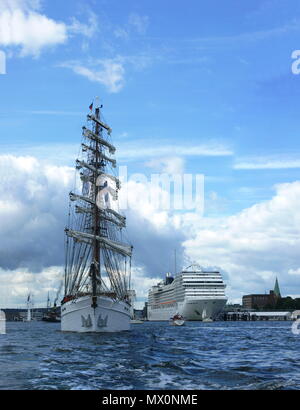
147;264;227;321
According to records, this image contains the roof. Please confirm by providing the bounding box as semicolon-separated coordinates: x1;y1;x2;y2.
250;311;291;317
243;294;270;297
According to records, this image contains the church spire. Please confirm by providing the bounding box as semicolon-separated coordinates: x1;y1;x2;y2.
274;277;281;298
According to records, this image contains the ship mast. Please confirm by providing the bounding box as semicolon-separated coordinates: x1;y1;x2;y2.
47;292;51;310
91;105;101;309
64;100;133;305
26;293;32;322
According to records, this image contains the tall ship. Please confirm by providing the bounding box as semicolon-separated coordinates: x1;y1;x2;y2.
61;101;133;332
147;264;227;321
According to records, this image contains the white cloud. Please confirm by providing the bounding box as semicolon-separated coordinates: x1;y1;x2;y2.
205;191;229;214
0;143;79;166
2;139;232;166
0;0;41;13
0;154;74;307
0;266;63;308
117;140;233;160
288;268;300;275
117;54;153;71
119;179;179;229
0;1;67;56
189;21;300;49
0;1;99;57
0;154;185;307
60;60;125;93
2;153;300;308
68;11;98;38
59;52;156;92
181;180;300;301
234;156;300;170
130;266;161;309
113;13;149;41
145;157;185;174
0;155;73;270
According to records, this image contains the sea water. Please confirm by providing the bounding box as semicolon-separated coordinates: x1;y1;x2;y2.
0;320;299;390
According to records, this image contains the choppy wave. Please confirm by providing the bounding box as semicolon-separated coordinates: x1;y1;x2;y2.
0;321;300;390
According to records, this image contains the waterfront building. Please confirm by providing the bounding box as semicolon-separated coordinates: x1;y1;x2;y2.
242;278;281;310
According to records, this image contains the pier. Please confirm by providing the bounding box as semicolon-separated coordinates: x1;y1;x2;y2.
223;311;292;321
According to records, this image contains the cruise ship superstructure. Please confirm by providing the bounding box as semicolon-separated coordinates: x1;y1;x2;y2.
147;264;227;321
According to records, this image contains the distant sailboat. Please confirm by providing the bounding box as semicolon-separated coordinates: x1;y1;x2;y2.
202;308;213;322
25;293;32;322
42;292;61;323
47;292;51;309
0;310;6;334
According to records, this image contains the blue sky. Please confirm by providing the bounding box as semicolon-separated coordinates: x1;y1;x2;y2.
1;0;300;307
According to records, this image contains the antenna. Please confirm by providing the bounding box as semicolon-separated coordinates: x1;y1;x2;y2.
174;249;177;276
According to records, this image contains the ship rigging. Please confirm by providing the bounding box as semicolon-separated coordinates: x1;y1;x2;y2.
61;101;133;332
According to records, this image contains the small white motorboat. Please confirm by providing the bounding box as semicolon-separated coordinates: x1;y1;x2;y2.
170;314;185;326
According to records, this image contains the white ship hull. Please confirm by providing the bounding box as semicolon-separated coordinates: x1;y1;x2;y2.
148;264;227;322
148;297;227;321
61;295;131;332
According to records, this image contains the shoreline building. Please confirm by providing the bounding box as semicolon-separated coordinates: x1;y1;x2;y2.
242;278;281;310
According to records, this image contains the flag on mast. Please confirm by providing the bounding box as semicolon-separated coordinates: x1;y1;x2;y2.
89;102;93;111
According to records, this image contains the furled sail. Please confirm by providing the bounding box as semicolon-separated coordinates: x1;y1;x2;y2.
75;206;125;228
69;192;95;205
82;127;116;154
87;114;112;134
65;229;132;257
81;143;117;167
